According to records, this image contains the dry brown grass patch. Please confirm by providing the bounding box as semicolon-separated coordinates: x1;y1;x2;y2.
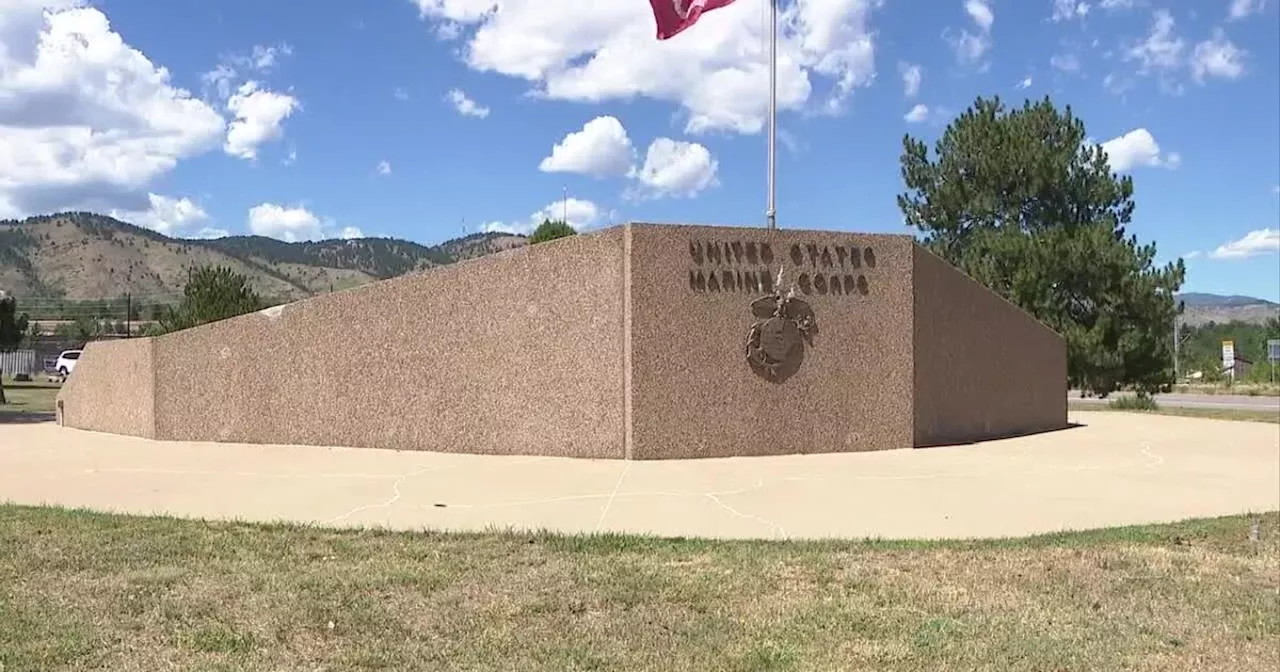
0;507;1276;671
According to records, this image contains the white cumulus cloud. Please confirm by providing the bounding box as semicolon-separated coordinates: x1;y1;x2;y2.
538;116;635;177
109;193;212;237
1100;128;1180;172
482;197;603;235
1191;30;1247;82
1123;10;1248;89
965;0;994;30
223;81;299;160
948;0;994;65
1050;52;1081;72
1126;10;1185;73
246;43;292;71
900;63;922;97
627;138;719;199
1051;1;1090;22
413;0;881;135
0;0;225;218
201;42;293;102
376;160;392;176
904;104;929;123
531;197;601;229
446;88;490;118
247;203;357;242
1210;229;1280;259
1054;0;1139;20
1228;0;1269;20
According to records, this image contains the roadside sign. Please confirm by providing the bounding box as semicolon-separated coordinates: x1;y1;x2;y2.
1222;340;1235;370
1269;339;1280;363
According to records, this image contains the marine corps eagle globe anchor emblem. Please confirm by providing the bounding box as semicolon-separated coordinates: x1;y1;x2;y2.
745;276;818;384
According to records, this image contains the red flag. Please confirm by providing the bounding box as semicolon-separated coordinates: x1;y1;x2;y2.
649;0;738;40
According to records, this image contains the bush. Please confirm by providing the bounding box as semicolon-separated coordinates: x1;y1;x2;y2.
1109;393;1159;411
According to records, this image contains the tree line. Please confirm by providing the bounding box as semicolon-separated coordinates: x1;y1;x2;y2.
1178;318;1280;383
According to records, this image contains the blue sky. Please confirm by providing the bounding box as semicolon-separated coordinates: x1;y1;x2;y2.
1;0;1277;300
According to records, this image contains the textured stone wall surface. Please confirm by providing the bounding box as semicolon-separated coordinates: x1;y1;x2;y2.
627;224;916;459
56;337;155;439
912;245;1068;446
149;228;628;458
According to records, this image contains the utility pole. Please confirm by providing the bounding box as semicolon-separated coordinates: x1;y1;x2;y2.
125;292;131;338
562;185;568;225
1173;309;1192;383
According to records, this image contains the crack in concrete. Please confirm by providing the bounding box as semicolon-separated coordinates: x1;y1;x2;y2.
704;478;787;539
1140;444;1166;468
594;462;630;532
433;476;787;537
323;466;442;525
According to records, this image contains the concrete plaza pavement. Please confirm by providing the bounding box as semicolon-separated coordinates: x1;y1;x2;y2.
1;411;1276;541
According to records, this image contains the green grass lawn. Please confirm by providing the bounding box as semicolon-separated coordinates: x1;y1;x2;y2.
1070;401;1280;424
0;506;1276;671
0;379;58;414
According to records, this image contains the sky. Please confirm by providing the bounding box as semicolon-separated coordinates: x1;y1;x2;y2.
0;0;1277;300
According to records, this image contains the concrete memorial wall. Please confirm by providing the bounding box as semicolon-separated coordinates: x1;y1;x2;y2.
58;223;1067;459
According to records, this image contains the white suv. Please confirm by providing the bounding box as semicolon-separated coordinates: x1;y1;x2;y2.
55;350;82;376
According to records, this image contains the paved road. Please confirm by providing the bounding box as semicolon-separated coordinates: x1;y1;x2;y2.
1071;391;1280;412
1;411;1276;541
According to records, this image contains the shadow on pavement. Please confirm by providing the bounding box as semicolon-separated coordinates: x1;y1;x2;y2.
916;421;1087;450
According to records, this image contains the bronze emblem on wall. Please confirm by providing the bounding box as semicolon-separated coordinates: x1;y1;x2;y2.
745;282;818;384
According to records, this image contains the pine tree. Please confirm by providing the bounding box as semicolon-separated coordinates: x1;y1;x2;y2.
528;219;577;245
898;96;1185;395
156;266;265;335
0;295;31;404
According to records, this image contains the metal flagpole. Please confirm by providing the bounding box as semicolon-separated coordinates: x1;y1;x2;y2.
766;0;778;230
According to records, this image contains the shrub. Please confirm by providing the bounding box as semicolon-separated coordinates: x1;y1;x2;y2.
1109;393;1159;411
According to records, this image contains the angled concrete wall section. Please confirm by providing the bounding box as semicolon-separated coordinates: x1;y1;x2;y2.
627;224;916;459
911;245;1068;446
62;229;629;458
56;337;155;439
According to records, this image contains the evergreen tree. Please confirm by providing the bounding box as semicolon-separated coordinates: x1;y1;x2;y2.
156;266;265;335
0;295;31;404
898;96;1185;395
528;219;577;245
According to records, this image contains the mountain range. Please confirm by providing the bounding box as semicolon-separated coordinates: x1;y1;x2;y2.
1176;293;1279;327
2;212;1276;327
0;212;526;304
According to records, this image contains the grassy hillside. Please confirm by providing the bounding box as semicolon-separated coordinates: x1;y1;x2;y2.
0;213;527;308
